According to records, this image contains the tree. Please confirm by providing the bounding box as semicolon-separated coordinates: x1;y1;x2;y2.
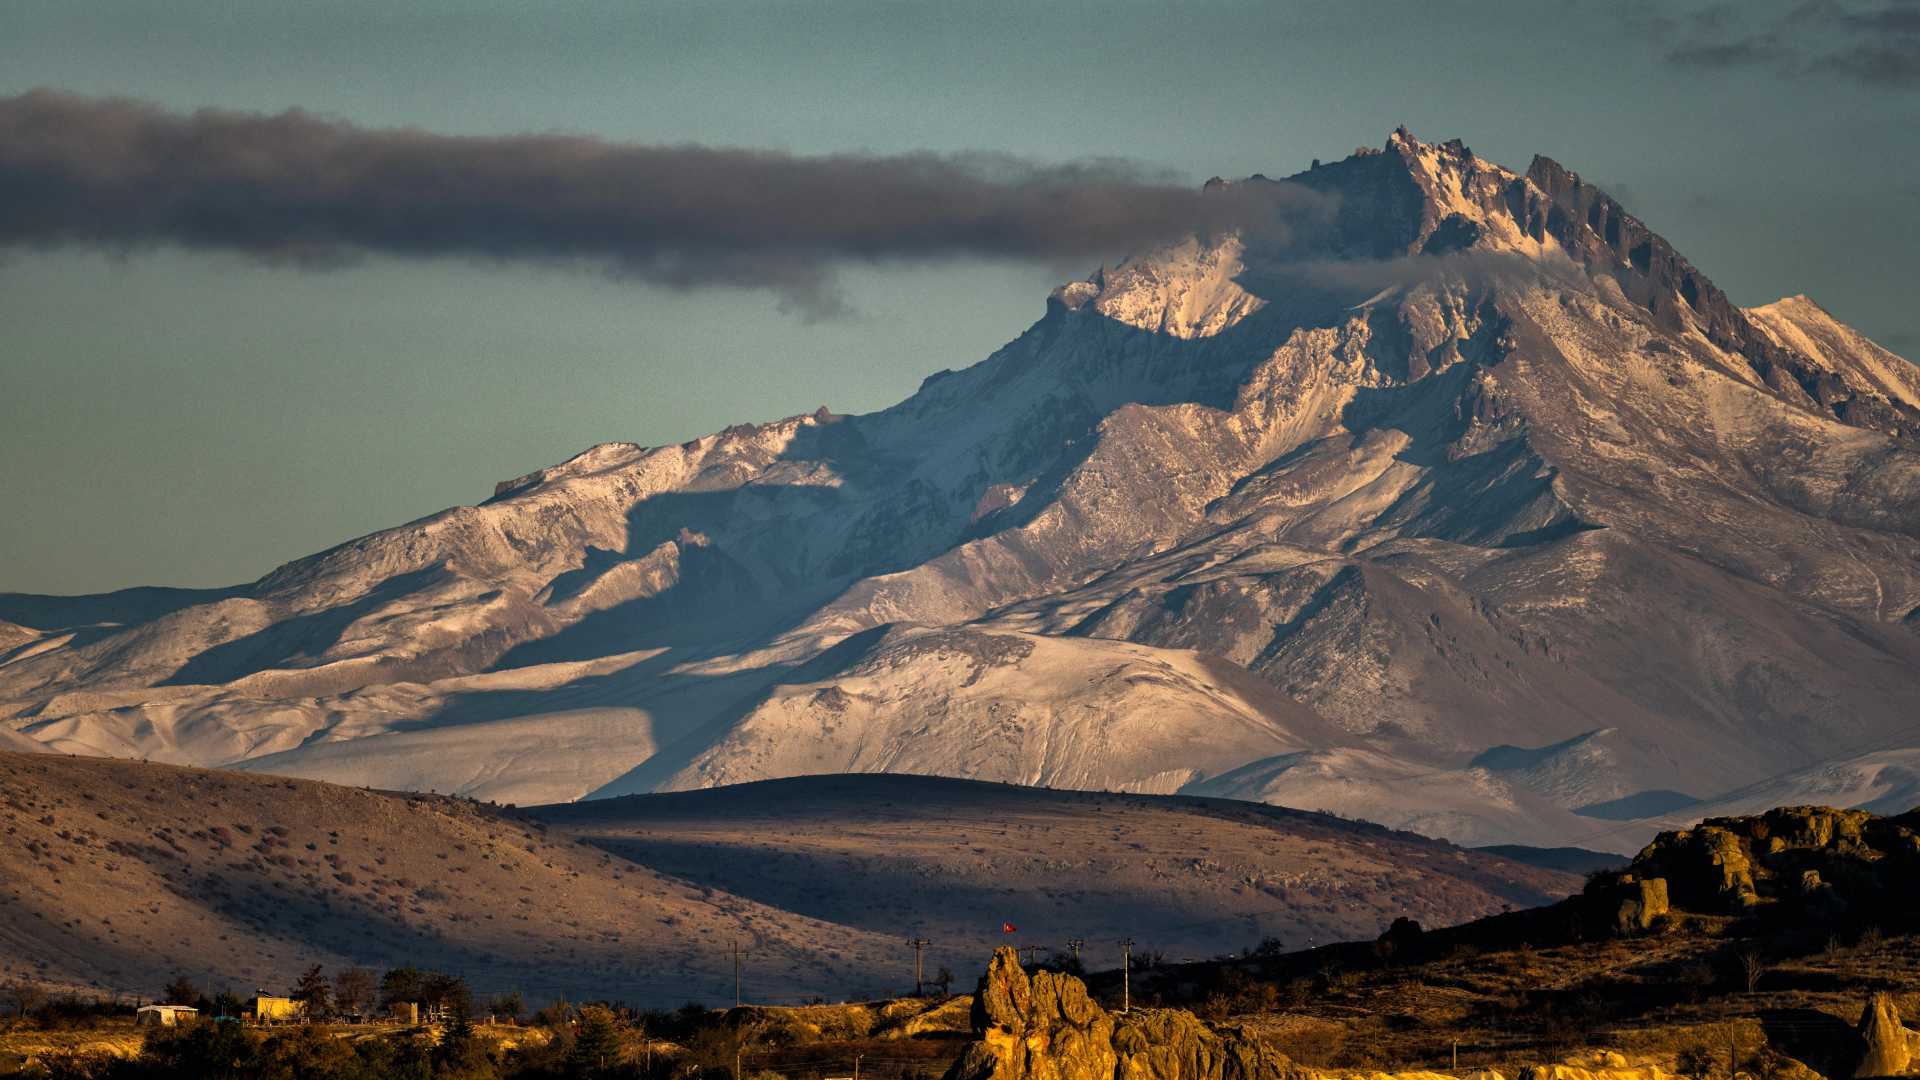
488;991;525;1022
212;990;245;1019
380;965;425;1008
4;979;46;1023
1739;950;1767;994
436;990;477;1071
292;964;332;1019
333;966;376;1018
568;1005;623;1078
933;966;955;996
143;1018;258;1079
422;972;471;1018
252;1024;361;1078
164;974;199;1006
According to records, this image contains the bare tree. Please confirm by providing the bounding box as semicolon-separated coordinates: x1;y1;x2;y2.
1740;950;1767;994
333;967;376;1018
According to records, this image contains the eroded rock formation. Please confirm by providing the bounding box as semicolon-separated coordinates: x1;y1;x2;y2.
1855;993;1916;1079
945;948;1299;1080
1598;806;1920;921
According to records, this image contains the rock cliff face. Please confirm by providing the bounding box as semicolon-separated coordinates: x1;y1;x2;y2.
947;948;1299;1080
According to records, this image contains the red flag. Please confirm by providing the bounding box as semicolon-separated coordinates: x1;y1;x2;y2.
1002;922;1018;934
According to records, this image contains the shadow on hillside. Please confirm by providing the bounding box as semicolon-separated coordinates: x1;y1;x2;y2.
0;585;247;632
160;567;452;686
565;833;1288;951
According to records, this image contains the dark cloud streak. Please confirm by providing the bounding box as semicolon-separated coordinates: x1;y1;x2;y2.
1660;0;1920;88
0;89;1330;318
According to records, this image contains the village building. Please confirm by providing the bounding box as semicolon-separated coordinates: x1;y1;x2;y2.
253;995;303;1023
135;1004;198;1027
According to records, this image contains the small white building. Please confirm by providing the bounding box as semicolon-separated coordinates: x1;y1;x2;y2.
136;1004;199;1027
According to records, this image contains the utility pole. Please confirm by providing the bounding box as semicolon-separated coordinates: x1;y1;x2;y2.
733;939;741;1009
1067;938;1085;966
854;1053;864;1080
1019;944;1042;967
1451;1040;1458;1072
910;938;931;996
1120;939;1134;1014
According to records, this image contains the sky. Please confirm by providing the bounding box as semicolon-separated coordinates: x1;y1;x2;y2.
3;0;1918;595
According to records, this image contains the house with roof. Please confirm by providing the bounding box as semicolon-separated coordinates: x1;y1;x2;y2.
135;1004;198;1027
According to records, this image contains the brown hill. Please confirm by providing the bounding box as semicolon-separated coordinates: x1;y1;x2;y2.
0;756;1577;1007
0;750;893;1007
529;773;1580;968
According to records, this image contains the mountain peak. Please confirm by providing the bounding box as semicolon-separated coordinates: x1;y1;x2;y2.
7;128;1920;863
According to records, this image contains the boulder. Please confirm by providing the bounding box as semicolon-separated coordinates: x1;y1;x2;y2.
1611;876;1669;933
1855;993;1912;1078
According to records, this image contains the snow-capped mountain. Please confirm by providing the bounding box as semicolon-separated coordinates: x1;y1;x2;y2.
4;129;1918;851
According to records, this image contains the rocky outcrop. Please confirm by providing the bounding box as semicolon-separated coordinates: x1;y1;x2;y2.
945;949;1299;1080
1583;806;1920;924
1855;993;1914;1079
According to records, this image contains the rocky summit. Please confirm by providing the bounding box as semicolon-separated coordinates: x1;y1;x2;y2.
4;130;1920;850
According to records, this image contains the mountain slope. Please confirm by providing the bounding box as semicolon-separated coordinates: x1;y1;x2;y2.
4;129;1918;848
0;753;1576;1003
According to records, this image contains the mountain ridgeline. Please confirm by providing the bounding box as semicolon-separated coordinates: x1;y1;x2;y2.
3;129;1919;850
